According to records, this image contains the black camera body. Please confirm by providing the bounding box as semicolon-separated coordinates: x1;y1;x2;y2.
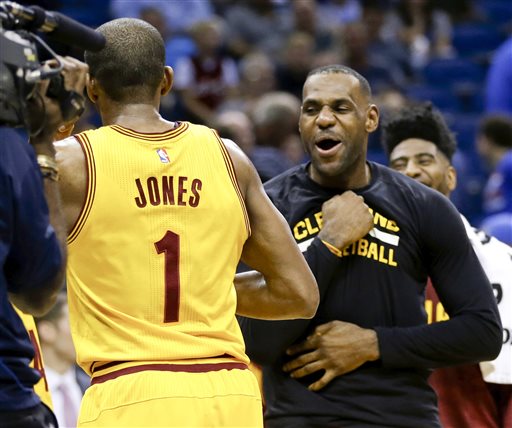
0;1;102;128
0;27;41;126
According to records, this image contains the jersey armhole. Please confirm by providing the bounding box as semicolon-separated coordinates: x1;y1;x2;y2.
211;130;251;237
67;133;96;245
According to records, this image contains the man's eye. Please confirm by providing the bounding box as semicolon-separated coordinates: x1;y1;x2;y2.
391;162;406;170
419;159;433;165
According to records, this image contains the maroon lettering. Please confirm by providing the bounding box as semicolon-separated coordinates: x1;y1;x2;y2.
189;179;202;207
135;176;202;208
134;178;147;208
177;176;187;206
147;177;161;206
162;176;175;205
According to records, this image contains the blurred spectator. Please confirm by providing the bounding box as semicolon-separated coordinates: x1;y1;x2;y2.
384;0;454;70
361;0;414;79
311;48;346;69
369;87;409;160
485;36;512;115
139;6;196;69
338;21;407;91
439;0;481;25
275;32;316;99
477;115;512;216
216;110;291;182
221;51;277;115
317;0;362;31
285;0;335;52
110;0;214;35
35;294;89;428
173;17;239;126
250;91;301;150
223;0;289;60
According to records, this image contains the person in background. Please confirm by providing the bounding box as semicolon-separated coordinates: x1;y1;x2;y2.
477;115;512;216
239;64;502;427
173;17;239;126
0;57;88;428
382;102;512;428
485;36;512;115
216;110;291;182
53;18;318;427
35;293;89;428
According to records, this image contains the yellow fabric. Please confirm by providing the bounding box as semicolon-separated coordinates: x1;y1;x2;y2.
13;306;54;410
78;367;262;427
66;122;250;375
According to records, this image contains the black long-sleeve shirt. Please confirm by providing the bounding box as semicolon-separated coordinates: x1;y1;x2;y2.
239;161;502;428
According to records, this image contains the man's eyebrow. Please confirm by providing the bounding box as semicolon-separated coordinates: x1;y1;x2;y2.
415;152;436;158
302;97;356;106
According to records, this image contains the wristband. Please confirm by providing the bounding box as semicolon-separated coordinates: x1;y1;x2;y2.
321;239;343;258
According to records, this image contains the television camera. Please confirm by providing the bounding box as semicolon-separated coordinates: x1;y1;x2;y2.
0;1;105;129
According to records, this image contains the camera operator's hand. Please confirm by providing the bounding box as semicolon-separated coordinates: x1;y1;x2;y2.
28;56;88;149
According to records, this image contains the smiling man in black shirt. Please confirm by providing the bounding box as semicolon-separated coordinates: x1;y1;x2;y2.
239;65;502;428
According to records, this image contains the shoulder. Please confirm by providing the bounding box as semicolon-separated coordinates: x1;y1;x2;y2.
264;164;306;198
369;162;461;230
218;137;256;197
371;162;444;205
54;135;84;167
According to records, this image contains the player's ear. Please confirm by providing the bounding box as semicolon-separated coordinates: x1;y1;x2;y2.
446;165;457;193
366;104;379;133
161;66;173;96
86;77;98;104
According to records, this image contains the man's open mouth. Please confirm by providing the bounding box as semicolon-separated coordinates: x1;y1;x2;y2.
316;139;342;151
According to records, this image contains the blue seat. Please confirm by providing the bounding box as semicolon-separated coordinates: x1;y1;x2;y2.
405;84;459;112
452;24;505;58
445;113;480;151
476;0;512;26
423;58;485;87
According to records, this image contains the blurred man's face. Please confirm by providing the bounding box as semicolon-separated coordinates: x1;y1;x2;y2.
389;139;456;196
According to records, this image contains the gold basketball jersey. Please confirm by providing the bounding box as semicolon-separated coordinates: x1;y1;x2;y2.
66;122;251;375
13;306;54;410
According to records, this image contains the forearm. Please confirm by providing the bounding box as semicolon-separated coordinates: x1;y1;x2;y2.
376;311;502;369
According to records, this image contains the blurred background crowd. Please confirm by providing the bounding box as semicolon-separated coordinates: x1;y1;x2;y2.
19;0;512;233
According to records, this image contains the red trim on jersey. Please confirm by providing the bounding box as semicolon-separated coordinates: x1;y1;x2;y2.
28;330;49;392
110;122;189;141
91;361;248;385
212;131;251;236
68;133;96;244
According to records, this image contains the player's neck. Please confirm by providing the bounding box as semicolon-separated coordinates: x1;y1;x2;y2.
101;104;175;133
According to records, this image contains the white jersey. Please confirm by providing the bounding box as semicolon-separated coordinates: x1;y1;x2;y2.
461;215;512;384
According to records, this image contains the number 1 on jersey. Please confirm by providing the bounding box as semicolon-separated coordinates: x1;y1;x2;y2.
155;230;180;323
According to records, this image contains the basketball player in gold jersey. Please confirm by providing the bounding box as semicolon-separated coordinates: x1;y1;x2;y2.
53;18;320;427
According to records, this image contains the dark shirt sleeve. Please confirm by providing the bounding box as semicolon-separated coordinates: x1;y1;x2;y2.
376;194;502;368
1;132;63;294
239;238;339;365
